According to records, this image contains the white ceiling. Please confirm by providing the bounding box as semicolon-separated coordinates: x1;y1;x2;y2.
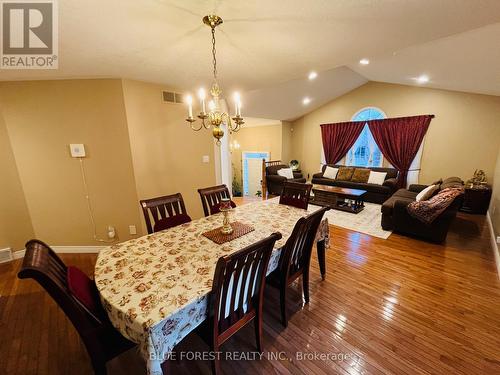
1;0;500;120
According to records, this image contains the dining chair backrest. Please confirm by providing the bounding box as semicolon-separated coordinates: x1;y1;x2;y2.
279;207;329;281
209;232;282;345
198;184;236;217
17;240;134;374
140;193;191;234
279;181;313;210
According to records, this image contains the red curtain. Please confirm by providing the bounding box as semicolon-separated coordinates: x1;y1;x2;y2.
320;121;365;164
368;115;433;188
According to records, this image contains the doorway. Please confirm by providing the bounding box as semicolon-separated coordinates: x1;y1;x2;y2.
242;151;269;197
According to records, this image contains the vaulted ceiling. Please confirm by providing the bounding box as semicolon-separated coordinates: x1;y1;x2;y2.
2;0;499;120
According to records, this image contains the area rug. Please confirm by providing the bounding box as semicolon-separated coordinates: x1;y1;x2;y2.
308;202;392;239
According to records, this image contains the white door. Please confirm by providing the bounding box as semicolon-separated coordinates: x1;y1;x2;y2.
242;152;270;196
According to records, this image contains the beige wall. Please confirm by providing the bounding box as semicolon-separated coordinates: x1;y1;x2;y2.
121;79;216;231
490;147;500;239
231;124;283;189
292;82;500;184
281;121;293;165
0;80;141;245
0;110;34;250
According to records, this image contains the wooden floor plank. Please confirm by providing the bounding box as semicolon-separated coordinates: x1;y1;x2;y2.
1;204;499;374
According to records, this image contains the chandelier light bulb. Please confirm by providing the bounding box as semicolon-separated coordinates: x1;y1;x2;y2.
233;92;241;116
186;95;193;118
198;88;206;113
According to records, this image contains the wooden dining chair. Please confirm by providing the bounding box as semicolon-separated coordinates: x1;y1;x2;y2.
268;207;329;327
17;239;135;375
279;181;313;210
140;193;191;234
205;232;282;374
197;184;237;217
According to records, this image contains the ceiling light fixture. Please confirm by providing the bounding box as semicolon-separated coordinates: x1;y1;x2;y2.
359;58;370;65
416;74;429;84
302;97;311;105
308;71;318;80
185;15;244;145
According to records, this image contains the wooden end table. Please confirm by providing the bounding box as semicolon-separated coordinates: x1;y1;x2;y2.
311;184;367;214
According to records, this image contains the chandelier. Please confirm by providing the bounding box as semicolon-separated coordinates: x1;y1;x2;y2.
185;15;244;145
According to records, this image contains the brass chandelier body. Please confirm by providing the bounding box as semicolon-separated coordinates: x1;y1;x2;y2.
185;15;244;144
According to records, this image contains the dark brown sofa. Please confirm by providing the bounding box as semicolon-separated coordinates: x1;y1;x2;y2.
311;165;399;204
381;177;464;243
265;164;306;195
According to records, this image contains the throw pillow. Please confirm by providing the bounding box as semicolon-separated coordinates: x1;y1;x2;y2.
416;184;439;202
336;167;355;181
323;166;339;180
277;168;294;179
351;168;371;183
367;171;387;185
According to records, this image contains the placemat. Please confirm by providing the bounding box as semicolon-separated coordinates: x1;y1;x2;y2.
202;221;255;245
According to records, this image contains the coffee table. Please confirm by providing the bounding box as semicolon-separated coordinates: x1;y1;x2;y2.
311;184;367;214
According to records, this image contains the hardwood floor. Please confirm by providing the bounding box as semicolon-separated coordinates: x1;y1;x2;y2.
1;208;499;374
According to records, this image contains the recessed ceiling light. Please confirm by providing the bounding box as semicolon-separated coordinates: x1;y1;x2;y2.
416;74;429;84
308;71;318;80
359;58;370;65
302;97;311;105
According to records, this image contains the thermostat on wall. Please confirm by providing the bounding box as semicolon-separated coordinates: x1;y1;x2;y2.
70;144;86;158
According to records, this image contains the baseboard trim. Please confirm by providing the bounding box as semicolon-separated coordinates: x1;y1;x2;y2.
486;211;500;280
12;245;104;260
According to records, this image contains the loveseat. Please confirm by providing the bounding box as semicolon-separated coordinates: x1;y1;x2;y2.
381;177;464;242
265;164;306;195
311;165;399;204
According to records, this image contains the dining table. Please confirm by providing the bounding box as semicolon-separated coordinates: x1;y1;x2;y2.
94;197;330;375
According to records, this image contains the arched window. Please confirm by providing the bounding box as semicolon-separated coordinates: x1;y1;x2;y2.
345;107;385;167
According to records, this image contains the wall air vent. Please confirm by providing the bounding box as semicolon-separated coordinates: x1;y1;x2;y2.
162;91;184;104
0;248;13;264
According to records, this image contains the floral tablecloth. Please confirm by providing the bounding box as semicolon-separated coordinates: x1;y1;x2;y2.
94;198;329;375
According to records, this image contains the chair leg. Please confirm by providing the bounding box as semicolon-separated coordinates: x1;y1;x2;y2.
254;315;263;352
211;343;221;375
279;284;288;328
92;363;107;375
302;271;310;304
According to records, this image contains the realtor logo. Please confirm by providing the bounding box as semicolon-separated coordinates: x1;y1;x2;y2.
1;0;58;69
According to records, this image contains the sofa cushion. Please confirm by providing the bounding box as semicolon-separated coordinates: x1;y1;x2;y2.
277;167;294;179
392;188;419;199
381;194;415;215
266;164;288;175
416;184;439;202
367;171;387;185
440;177;463;190
336;167;355;181
351;168;370;183
323;166;338;180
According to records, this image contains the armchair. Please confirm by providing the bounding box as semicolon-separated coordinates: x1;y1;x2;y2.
262;160;306;196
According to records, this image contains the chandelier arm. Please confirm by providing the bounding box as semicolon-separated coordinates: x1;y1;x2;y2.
190;121;204;131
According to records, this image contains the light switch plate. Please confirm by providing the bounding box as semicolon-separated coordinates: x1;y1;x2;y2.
202;155;210;163
70;144;86;158
129;225;137;235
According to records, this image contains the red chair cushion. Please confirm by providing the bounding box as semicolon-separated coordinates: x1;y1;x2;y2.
210;200;237;215
153;213;192;232
280;196;308;210
67;266;102;318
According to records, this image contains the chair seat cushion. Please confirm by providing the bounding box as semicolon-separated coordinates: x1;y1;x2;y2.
153;213;192;232
67;266;102;318
210;200;237;215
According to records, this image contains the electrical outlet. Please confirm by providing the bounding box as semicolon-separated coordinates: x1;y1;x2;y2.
202;155;210;163
129;225;137;235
